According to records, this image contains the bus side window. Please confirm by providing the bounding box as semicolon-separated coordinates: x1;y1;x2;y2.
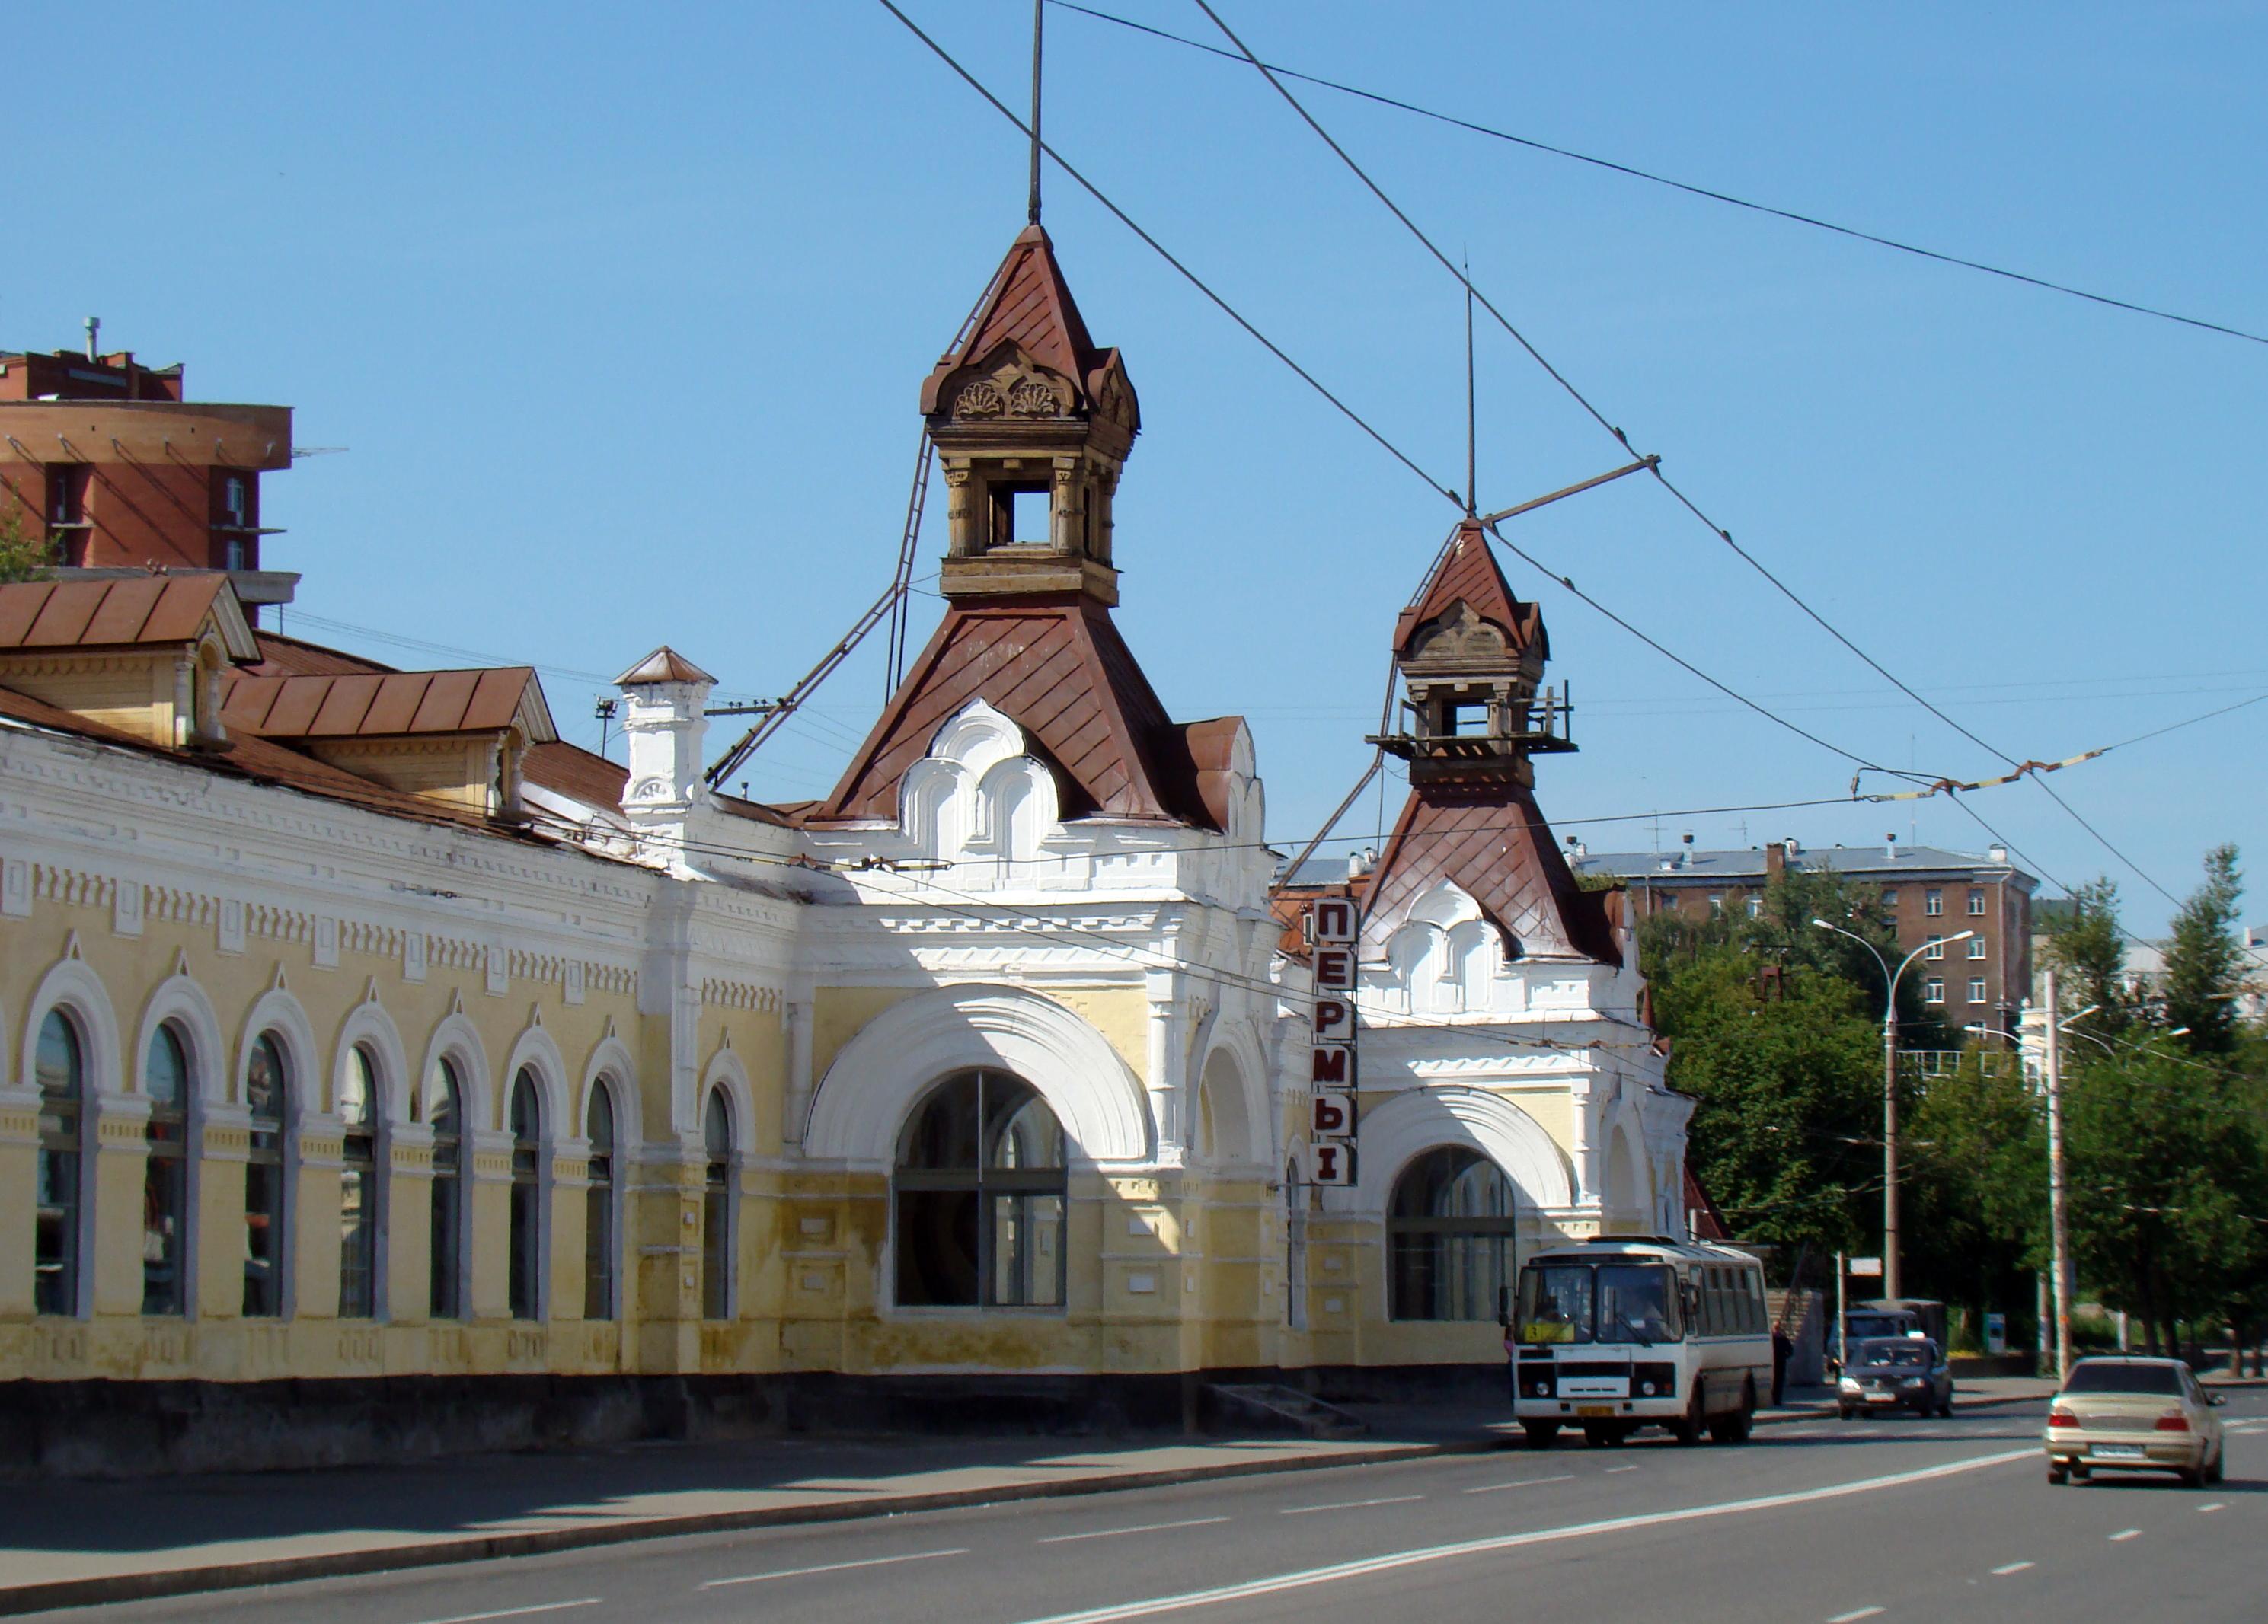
1702;1268;1720;1336
1746;1271;1765;1334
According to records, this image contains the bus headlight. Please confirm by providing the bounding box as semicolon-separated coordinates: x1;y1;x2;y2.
1530;1380;1550;1396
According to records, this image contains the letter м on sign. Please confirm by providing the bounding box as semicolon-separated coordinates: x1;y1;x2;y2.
1310;1044;1353;1087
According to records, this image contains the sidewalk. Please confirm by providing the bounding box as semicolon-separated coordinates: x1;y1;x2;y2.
0;1376;2059;1616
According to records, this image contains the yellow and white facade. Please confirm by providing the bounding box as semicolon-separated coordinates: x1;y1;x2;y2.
0;227;1689;1472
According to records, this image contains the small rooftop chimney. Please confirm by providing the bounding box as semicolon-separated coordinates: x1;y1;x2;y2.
85;317;99;362
1885;832;1899;861
1988;844;2008;864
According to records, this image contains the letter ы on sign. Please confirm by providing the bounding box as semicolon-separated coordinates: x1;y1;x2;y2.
1308;1140;1355;1185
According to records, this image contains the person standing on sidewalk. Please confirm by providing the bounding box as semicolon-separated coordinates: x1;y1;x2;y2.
1771;1325;1794;1407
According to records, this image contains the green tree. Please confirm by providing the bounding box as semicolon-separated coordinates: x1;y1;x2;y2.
2043;877;2132;1041
0;504;54;583
2162;845;2246;1054
1904;1048;2047;1342
2064;1039;2268;1355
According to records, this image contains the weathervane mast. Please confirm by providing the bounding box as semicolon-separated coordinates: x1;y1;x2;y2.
1027;0;1045;225
1463;256;1477;517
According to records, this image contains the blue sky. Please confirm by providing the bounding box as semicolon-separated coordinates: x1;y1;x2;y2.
20;2;2266;934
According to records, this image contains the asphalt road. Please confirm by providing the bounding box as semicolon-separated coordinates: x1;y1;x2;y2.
33;1391;2268;1624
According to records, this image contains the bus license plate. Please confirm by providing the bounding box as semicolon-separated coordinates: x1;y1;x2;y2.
1576;1405;1613;1418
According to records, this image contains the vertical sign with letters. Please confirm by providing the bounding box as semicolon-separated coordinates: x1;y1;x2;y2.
1308;896;1359;1185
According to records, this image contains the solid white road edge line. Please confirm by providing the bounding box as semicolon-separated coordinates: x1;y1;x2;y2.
2198;1502;2225;1513
1825;1610;1884;1623
1011;1448;2036;1624
1041;1517;1232;1545
1461;1475;1576;1495
2108;1529;2142;1542
417;1602;604;1624
701;1548;971;1589
1991;1562;2036;1575
1279;1495;1425;1515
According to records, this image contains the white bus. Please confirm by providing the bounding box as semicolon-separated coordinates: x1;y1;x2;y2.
1506;1236;1773;1448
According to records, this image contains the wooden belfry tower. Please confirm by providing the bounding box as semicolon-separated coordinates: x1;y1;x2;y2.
918;227;1139;608
1372;519;1574;787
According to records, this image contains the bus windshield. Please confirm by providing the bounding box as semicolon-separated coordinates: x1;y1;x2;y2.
1516;1262;1683;1345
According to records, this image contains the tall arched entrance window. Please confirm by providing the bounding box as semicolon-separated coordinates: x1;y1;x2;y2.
507;1068;545;1321
583;1083;618;1321
34;1010;87;1316
242;1032;290;1318
337;1045;381;1319
143;1023;192;1316
894;1070;1065;1310
1388;1146;1518;1322
428;1058;465;1320
700;1089;733;1320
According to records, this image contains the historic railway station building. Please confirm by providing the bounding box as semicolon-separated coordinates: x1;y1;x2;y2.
0;225;1689;1472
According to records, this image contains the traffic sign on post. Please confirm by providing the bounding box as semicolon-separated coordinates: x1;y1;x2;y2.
1849;1255;1884;1278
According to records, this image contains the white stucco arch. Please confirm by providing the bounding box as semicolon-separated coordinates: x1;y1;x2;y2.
578;1035;640;1148
1331;1086;1575;1215
237;987;320;1114
133;973;228;1106
332;998;412;1123
500;1023;572;1142
1605;1115;1650;1223
1191;1020;1271;1172
418;1012;494;1130
698;1045;755;1153
23;955;123;1104
804;983;1152;1169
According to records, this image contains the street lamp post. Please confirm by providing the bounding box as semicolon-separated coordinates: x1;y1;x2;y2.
1813;917;1975;1301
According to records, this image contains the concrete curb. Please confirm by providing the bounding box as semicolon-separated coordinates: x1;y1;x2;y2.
0;1437;1512;1617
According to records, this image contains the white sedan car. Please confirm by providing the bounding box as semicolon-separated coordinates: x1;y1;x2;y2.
2044;1356;2226;1487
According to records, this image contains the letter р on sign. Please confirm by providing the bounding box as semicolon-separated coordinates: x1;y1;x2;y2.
1308;1141;1355;1185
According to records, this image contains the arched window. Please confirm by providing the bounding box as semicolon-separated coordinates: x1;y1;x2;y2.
583;1083;618;1321
242;1032;290;1318
507;1067;545;1321
428;1057;465;1320
700;1088;734;1320
893;1070;1065;1310
34;1010;87;1316
1388;1147;1518;1322
143;1023;191;1316
337;1045;381;1319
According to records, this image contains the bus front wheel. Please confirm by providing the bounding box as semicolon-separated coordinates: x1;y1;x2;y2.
1671;1390;1706;1446
1521;1421;1560;1449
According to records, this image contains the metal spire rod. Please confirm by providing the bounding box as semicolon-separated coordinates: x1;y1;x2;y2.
1027;0;1045;224
1462;257;1477;517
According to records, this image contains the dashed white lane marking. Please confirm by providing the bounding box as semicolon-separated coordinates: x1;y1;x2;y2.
1826;1609;1885;1622
701;1549;969;1589
416;1603;603;1624
1011;1448;2035;1624
2199;1502;2226;1514
1605;1464;1640;1474
1992;1562;2036;1575
1042;1517;1231;1545
1281;1494;1425;1515
2109;1529;2142;1542
1462;1474;1575;1494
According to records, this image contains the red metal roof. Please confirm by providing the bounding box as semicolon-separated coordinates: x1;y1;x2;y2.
918;225;1134;426
0;576;257;658
220;667;554;742
1358;781;1620;965
1393;520;1544;662
810;594;1228;830
614;646;716;686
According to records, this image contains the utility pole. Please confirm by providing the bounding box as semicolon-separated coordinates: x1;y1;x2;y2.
1883;988;1902;1300
2043;965;2072;1383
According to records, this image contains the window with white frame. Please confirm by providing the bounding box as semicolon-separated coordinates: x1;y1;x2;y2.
337;1045;381;1320
1969;978;1988;1003
1967;888;1986;916
241;1032;291;1319
1924;979;1946;1004
584;1083;619;1321
507;1068;545;1322
702;1087;737;1318
143;1023;192;1316
428;1057;466;1320
1969;936;1988;959
1745;895;1763;920
1881;887;1899;909
1925;934;1944;960
1708;894;1724;918
34;1008;88;1317
1925;889;1944;916
894;1070;1065;1310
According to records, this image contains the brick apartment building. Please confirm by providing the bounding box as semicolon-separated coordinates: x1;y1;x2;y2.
1571;837;2037;1041
0;331;296;615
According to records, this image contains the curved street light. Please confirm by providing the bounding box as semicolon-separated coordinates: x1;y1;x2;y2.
1812;917;1974;1300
